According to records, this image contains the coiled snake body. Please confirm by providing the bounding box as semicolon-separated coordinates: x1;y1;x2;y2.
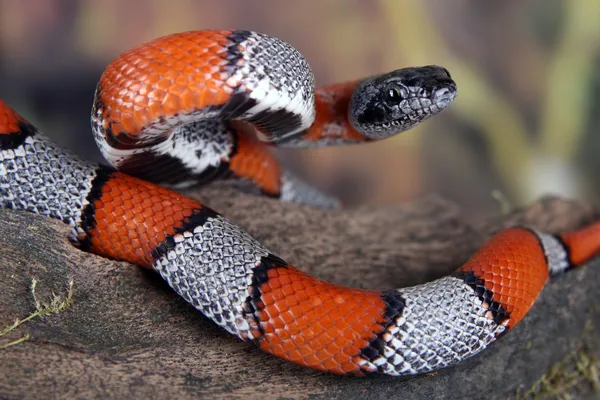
1;30;599;376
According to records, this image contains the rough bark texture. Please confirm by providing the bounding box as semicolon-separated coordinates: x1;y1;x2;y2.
1;186;599;399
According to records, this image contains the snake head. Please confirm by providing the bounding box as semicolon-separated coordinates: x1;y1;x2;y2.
349;65;457;139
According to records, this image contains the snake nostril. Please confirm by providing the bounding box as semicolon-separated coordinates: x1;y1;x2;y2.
436;88;448;96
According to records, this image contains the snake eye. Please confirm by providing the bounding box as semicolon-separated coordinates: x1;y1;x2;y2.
383;83;407;107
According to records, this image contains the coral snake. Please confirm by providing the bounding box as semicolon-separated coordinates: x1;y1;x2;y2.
1;30;599;376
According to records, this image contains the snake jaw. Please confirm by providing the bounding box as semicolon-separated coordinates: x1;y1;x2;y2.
349;65;457;140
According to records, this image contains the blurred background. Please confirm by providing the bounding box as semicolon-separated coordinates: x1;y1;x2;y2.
2;0;600;218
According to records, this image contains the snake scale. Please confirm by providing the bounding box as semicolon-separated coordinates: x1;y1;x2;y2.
1;30;599;376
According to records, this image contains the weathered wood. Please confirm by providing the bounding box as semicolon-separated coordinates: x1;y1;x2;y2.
1;187;599;399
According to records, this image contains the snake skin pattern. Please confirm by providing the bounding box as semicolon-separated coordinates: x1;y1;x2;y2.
1;30;600;376
0;134;97;241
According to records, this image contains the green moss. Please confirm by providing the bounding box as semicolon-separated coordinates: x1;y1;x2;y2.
512;348;599;400
0;278;74;349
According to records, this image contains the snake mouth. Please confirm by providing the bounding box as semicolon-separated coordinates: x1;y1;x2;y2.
432;86;457;111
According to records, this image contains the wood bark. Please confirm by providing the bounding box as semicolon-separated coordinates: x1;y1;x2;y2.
1;187;599;399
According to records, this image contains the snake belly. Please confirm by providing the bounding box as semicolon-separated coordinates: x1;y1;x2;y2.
1;30;600;377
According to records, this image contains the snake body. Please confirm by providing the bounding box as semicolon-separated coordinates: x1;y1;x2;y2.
1;30;599;376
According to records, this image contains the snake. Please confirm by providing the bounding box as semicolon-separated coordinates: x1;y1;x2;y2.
1;30;599;377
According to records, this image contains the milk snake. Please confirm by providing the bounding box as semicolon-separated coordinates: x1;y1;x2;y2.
1;30;599;376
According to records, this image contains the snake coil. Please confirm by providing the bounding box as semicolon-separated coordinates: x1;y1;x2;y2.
1;30;599;376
